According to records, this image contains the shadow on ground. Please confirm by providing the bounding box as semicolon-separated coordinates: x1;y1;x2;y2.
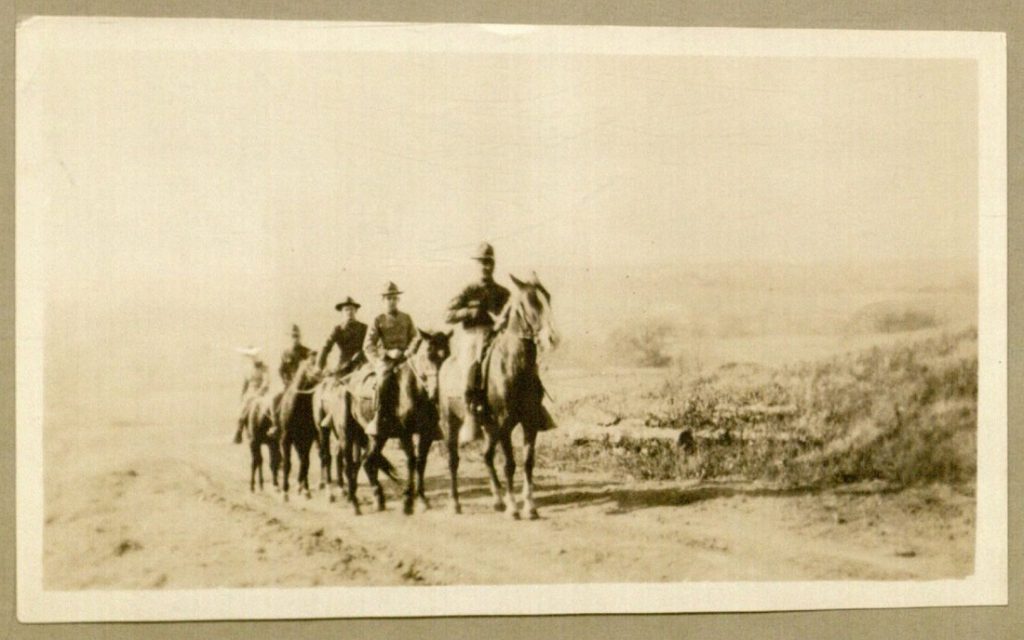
413;469;898;515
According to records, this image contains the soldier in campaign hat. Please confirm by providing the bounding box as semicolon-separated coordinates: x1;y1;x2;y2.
445;242;511;443
317;296;368;378
279;324;312;387
362;282;420;435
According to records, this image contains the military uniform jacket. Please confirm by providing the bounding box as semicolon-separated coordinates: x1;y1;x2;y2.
318;320;368;373
364;311;417;362
446;278;511;328
279;343;312;384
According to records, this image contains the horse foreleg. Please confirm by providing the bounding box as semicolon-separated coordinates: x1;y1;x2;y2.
416;434;432;511
330;428;343;504
269;439;281;490
521;428;539;520
281;436;292;501
257;444;265;491
398;434;416;515
251;440;263;492
317;427;330;490
499;432;519;519
344;430;362;515
482;432;505;512
249;441;258;492
447;434;462;515
299;439;313;499
364;435;386;512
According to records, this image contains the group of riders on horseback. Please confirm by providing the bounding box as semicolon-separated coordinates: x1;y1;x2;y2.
232;243;559;519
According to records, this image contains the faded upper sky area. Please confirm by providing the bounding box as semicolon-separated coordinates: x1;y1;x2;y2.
16;19;980;414
19;20;977;283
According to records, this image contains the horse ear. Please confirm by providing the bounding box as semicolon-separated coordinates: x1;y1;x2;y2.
445;329;454;340
531;270;541;283
509;273;527;289
418;328;431;341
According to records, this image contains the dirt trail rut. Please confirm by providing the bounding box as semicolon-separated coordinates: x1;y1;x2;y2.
43;421;975;589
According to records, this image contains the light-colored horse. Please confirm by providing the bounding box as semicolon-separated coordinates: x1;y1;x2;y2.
244;391;281;492
438;272;559;519
319;330;451;515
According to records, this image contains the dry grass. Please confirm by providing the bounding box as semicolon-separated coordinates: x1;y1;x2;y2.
543;328;977;488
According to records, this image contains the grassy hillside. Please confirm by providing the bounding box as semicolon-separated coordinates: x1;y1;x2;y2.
544;328;977;488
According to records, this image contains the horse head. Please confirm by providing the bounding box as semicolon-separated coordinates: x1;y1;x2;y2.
507;271;560;352
413;329;452;401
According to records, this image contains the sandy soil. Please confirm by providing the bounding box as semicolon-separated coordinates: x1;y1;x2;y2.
42;414;975;589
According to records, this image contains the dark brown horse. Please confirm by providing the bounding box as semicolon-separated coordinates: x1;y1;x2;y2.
439;272;558;519
344;330;451;515
244;392;281;492
276;355;322;501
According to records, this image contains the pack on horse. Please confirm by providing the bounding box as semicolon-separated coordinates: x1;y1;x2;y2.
245;393;282;492
312;371;398;514
275;353;323;501
438;272;559;519
342;329;452;515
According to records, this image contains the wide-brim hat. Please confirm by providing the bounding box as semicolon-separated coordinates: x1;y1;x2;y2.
235;345;262;359
335;296;361;311
381;281;403;297
472;242;495;262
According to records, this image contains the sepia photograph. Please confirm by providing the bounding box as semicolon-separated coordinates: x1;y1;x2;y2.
15;18;1006;620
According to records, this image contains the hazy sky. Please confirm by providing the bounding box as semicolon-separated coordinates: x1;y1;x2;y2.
22;22;978;283
18;20;980;409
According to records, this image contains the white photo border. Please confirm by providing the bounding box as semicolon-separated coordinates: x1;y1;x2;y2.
15;18;1007;622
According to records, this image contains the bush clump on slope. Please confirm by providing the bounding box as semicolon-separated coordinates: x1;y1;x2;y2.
544;328;977;488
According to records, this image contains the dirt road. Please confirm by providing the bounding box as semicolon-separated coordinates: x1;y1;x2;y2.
43;418;975;589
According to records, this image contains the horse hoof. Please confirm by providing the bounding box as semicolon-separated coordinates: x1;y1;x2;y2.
493;502;506;513
304;490;312;500
510;509;521;521
328;494;337;503
403;502;414;516
318;482;326;490
528;509;540;521
418;497;431;512
282;492;290;502
449;503;462;515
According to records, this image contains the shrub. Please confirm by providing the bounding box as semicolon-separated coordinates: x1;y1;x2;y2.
550;328;977;488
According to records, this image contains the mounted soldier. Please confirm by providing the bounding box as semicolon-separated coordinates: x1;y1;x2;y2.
362;281;420;436
317;296;368;379
279;324;312;387
233;346;270;444
445;242;511;443
265;324;310;439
